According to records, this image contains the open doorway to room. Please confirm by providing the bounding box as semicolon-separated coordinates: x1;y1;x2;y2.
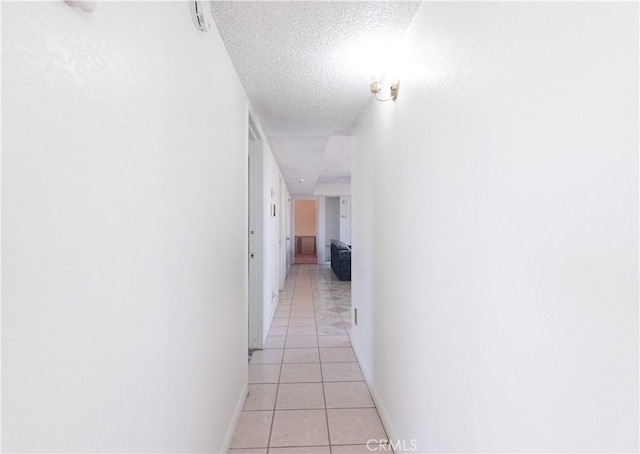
293;199;318;264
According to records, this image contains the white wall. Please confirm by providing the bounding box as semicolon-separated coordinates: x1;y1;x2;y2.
262;143;287;337
279;177;290;290
317;197;326;263
325;197;340;261
351;3;638;453
339;196;351;244
313;183;351;197
248;135;264;349
2;2;251;452
285;194;294;271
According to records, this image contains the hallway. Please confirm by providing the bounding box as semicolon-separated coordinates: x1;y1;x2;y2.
230;265;388;453
3;2;637;452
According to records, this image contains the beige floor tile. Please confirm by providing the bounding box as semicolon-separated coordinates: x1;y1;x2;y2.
264;336;286;349
289;318;316;327
244;384;278;411
316;325;348;336
286;335;319;349
229;411;273;449
268;447;330;454
283;348;320;363
321;363;364;382
318;335;351;348
250;349;284;365
276;383;325;409
287;325;317;336
316;314;342;324
330;444;389;453
268;326;288;336
248;364;281;384
280;363;322;383
323;382;374;408
274;311;290;318
319;348;356;363
270;410;329;447
271;318;289;327
327;409;387;445
228;448;268;454
291;310;316;318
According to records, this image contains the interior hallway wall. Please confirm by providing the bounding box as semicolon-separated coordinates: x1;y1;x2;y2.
279;177;290;289
351;2;638;453
339;196;351;244
2;2;253;452
262;143;288;336
325;197;340;261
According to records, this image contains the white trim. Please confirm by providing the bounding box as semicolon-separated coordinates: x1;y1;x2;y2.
248;117;265;350
220;382;248;454
352;342;401;453
367;379;400;452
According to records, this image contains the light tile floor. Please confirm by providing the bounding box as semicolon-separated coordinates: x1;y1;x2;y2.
229;264;391;454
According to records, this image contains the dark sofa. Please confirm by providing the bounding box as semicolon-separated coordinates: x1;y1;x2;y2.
330;239;351;281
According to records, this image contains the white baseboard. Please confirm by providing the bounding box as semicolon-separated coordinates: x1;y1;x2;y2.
221;382;248;454
351;344;416;454
366;380;400;451
352;342;402;453
262;293;280;346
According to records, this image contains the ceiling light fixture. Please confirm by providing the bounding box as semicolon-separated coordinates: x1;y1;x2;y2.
192;0;213;32
65;0;96;13
370;80;399;102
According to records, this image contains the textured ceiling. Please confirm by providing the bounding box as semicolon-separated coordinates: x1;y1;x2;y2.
211;1;421;195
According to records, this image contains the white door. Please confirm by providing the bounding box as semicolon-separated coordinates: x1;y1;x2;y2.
248;123;264;350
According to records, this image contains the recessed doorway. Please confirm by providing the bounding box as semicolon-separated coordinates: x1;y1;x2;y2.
293;199;318;264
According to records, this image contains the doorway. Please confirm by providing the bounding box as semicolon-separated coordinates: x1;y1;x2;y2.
248;117;264;350
293;199;319;264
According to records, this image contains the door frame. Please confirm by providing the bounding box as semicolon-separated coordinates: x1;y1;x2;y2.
248;116;264;350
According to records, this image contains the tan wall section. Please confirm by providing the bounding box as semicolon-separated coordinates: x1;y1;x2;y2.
294;200;318;236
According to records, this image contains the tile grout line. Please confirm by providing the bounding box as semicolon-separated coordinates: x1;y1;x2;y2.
321;265;393;453
252;265;378;453
266;264;298;452
311;265;334;454
322;264;351;340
